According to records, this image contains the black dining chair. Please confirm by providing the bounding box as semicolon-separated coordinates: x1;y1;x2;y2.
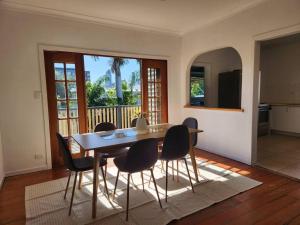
159;125;194;202
171;117;199;179
182;117;198;147
94;122;129;177
130;117;150;128
113;138;162;221
94;122;117;132
131;118;153;190
132;117;166;174
56;133;109;216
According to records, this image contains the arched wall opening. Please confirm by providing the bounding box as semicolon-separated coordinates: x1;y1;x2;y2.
187;47;243;109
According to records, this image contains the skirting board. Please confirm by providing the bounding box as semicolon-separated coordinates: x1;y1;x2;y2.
5;165;49;177
271;129;300;137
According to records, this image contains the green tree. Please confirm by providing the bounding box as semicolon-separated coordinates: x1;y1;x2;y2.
129;71;140;93
121;80;137;105
191;80;204;97
106;88;117;106
110;57;128;105
86;78;106;106
88;56;141;107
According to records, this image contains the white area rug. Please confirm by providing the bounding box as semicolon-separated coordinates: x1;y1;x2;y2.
25;158;262;225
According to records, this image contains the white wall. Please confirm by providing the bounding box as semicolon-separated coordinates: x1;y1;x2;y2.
260;41;300;103
0;9;181;175
192;47;242;107
270;106;300;134
181;0;300;164
0;130;4;187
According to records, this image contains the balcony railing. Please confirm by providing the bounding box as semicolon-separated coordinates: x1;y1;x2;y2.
87;105;141;132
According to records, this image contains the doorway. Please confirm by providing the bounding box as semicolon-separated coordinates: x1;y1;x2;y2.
256;33;300;179
44;51;168;167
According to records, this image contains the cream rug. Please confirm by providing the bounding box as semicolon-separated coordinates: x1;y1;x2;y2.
25;158;261;225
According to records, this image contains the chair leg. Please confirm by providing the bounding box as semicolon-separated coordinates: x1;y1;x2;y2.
141;171;145;191
69;172;77;216
160;160;164;172
172;161;175;181
165;160;168;202
176;160;179;182
113;170;120;196
150;168;162;208
148;167;153;188
104;164;107;179
64;171;72;199
183;158;194;193
126;173;130;221
100;166;110;197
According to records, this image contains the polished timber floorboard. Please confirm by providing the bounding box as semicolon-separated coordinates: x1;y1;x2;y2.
1;149;300;225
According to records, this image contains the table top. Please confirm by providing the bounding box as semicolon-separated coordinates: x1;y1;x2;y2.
72;123;203;152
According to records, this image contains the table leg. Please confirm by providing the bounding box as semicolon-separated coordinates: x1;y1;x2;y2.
78;149;85;189
189;134;199;183
92;151;100;218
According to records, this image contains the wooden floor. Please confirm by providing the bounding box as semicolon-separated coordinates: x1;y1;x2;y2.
1;149;300;225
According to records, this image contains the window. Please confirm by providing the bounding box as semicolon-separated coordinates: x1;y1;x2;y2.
190;66;205;106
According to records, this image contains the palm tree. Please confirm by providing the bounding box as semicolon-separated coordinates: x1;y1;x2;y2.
110;57;127;105
129;71;140;93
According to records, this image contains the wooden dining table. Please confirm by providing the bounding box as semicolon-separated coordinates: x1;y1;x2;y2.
72;123;203;218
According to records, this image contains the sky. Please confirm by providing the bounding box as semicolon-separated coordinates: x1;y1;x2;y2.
83;55;141;84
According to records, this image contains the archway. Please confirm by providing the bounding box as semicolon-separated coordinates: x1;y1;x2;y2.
187;47;242;109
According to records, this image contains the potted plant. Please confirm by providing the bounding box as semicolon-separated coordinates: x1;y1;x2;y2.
136;112;148;132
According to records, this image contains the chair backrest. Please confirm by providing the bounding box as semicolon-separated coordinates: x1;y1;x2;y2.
182;117;198;147
131;117;150;127
161;125;190;160
124;138;158;172
56;133;75;171
94;122;117;132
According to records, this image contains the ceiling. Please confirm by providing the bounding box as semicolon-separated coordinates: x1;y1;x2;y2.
1;0;267;35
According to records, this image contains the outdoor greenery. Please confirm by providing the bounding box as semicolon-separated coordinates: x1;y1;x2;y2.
55;57;141;108
85;77;140;107
86;57;141;107
190;77;205;97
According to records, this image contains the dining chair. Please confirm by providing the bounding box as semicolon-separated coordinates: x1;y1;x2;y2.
56;133;108;216
130;117;150;127
163;118;199;180
132;117;165;175
176;117;199;179
94;122;117;131
113;138;162;221
130;118;151;188
182;117;198;147
159;125;195;202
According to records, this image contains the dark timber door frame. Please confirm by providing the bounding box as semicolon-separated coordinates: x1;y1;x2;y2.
44;51;87;168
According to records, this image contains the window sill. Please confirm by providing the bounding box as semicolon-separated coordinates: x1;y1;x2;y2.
184;105;245;112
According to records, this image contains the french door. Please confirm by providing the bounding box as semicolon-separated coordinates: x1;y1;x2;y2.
44;51;168;167
142;59;168;124
44;51;87;167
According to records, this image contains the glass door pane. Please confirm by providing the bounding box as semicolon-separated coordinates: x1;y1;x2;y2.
147;68;162;124
142;59;168;124
54;62;80;154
